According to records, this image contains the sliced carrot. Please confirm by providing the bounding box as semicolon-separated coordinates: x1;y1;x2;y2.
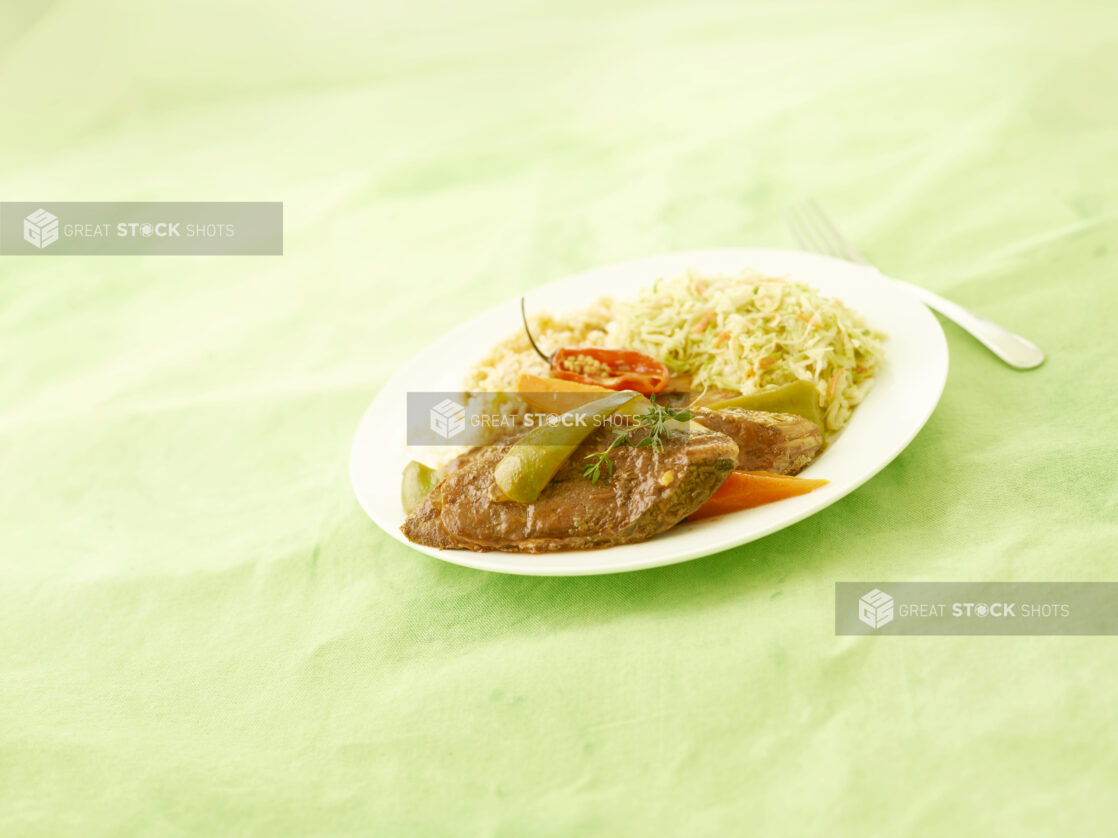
518;373;611;395
689;470;828;520
518;373;630;414
517;374;706;436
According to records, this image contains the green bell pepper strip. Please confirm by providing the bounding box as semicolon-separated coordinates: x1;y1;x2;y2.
401;460;444;514
704;379;823;428
493;390;641;503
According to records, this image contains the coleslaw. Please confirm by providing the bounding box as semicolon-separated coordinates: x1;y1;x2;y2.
606;269;886;432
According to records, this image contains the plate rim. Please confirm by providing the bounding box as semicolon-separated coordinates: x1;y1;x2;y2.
349;247;948;575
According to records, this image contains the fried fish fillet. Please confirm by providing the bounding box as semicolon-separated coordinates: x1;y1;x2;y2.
402;426;738;553
692;407;823;475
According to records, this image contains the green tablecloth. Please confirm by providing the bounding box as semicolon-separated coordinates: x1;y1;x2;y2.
2;1;1116;834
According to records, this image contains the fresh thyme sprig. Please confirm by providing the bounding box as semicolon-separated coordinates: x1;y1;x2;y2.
582;395;694;483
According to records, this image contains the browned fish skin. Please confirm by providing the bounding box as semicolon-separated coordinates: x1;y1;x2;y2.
692;408;823;475
401;426;738;553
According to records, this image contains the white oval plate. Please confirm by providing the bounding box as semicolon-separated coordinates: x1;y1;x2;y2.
350;248;948;575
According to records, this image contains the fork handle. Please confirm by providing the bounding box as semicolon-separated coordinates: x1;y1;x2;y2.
893;279;1045;370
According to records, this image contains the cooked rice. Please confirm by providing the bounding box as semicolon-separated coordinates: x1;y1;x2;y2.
463;299;617;392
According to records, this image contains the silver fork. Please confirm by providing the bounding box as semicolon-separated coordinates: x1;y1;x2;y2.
784;200;1045;369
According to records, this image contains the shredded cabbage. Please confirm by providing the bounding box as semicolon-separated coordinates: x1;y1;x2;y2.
606;269;886;433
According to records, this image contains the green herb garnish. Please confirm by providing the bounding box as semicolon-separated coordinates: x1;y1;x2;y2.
582;395;693;483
